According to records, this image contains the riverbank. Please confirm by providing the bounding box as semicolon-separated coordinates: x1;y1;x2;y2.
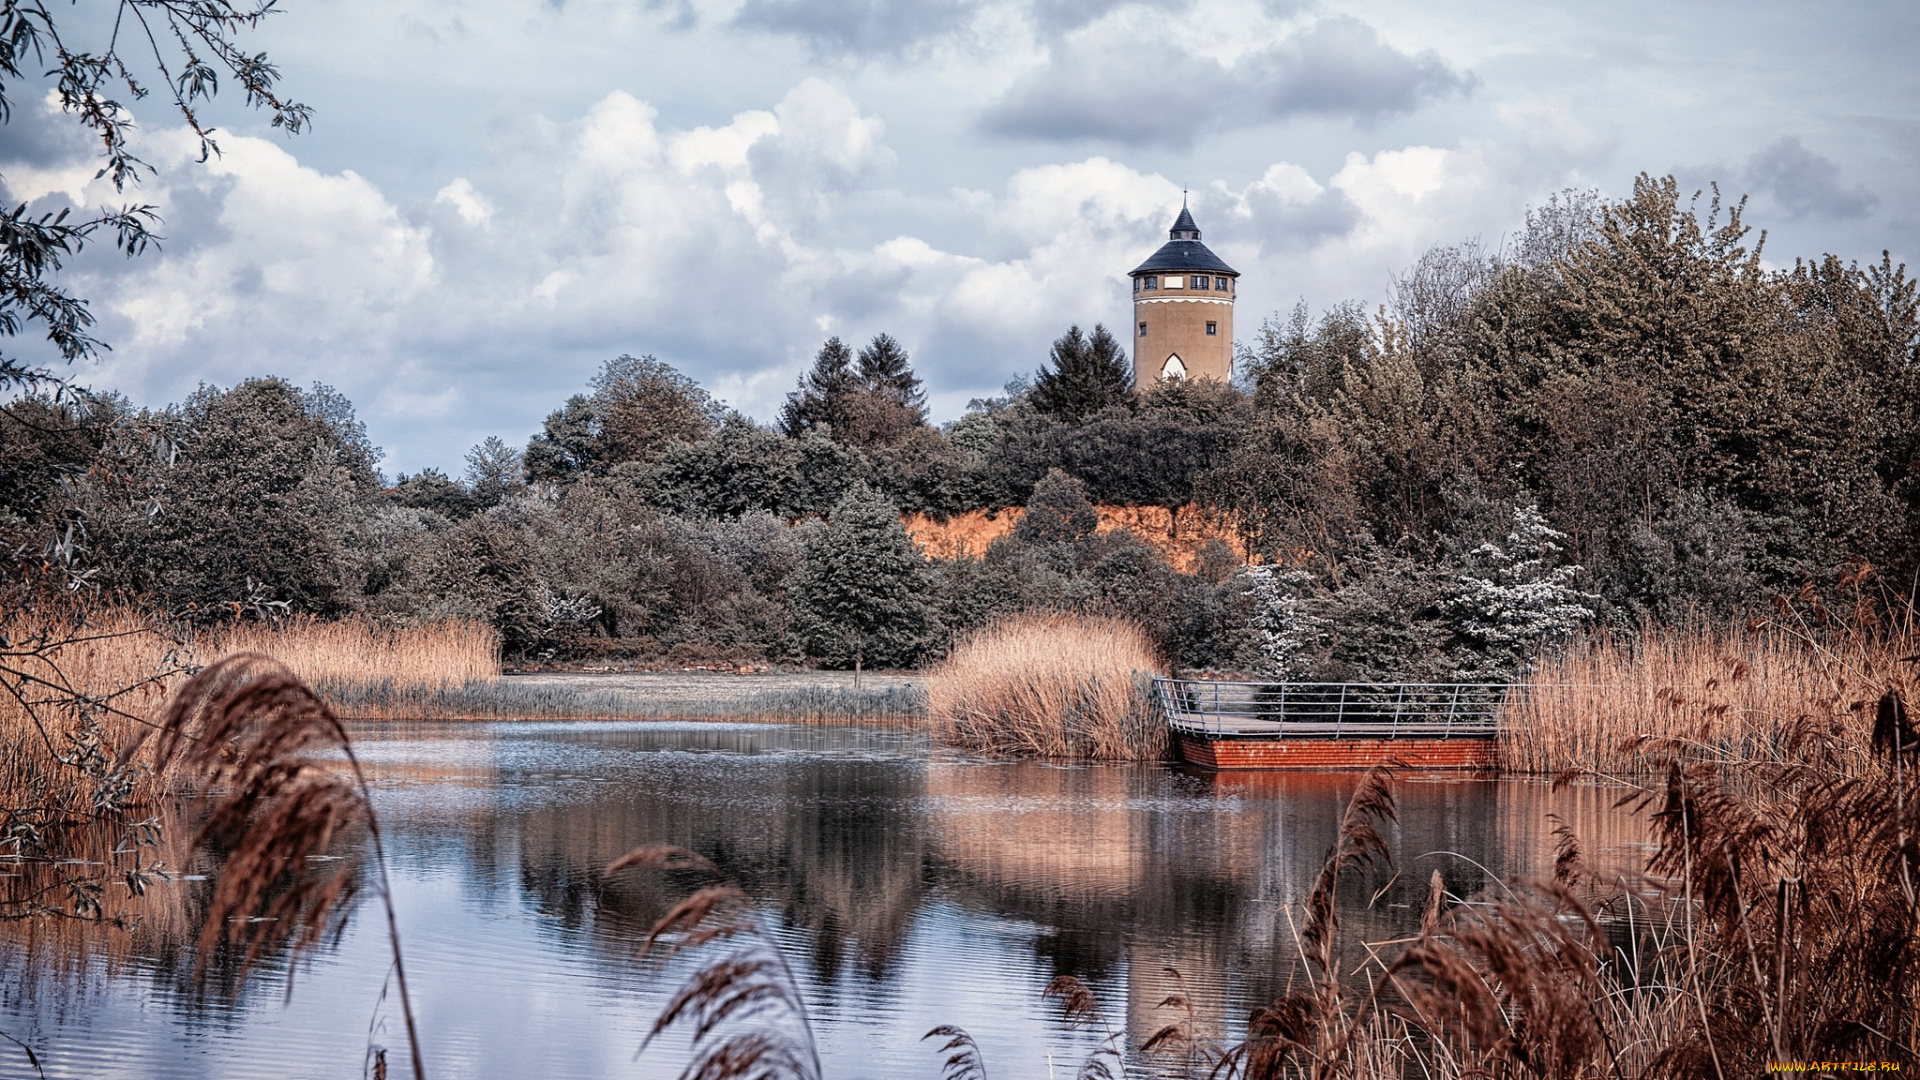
321;670;927;724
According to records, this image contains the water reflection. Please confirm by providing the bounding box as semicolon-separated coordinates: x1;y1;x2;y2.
0;722;1645;1079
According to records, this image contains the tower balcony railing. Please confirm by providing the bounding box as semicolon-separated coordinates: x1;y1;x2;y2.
1152;678;1514;740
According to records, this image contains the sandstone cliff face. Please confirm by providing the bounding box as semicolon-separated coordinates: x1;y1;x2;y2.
902;505;1247;571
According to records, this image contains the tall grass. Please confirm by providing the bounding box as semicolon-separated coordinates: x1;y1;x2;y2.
201;616;500;690
0;600;185;816
1502;618;1916;775
926;614;1165;760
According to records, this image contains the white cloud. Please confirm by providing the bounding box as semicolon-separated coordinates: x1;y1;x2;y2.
434;178;494;226
32;0;1890;480
61;92;1587;468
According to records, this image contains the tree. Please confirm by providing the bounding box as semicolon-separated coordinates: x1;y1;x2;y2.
524;394;597;483
1014;469;1099;545
842;333;927;447
779;337;861;438
787;483;929;681
1447;505;1596;679
856;333;925;418
2;0;310;391
1031;324;1131;422
642;413;802;517
522;356;720;484
1244;565;1324;680
464;436;524;508
589;354;722;466
390;468;473;519
80;377;381;615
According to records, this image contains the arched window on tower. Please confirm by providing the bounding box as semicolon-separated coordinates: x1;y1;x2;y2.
1161;354;1187;380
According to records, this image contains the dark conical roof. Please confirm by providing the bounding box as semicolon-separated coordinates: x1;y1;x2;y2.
1131;206;1236;276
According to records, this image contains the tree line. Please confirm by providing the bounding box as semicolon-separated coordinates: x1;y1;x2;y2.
4;176;1915;677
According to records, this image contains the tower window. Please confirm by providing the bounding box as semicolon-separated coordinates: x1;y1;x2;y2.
1143;275;1158;290
1139;322;1148;337
1206;321;1217;335
1214;276;1229;291
1192;275;1210;289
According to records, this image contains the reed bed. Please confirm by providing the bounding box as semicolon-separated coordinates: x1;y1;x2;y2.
926;614;1165;760
1501;619;1915;775
0;601;185;814
201;616;501;690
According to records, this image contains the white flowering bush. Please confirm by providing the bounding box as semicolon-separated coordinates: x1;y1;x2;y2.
1449;505;1596;678
1244;564;1325;680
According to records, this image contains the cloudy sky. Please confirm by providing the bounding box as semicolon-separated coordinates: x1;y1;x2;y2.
6;0;1915;474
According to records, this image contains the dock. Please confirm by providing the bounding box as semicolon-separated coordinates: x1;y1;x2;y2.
1153;678;1508;770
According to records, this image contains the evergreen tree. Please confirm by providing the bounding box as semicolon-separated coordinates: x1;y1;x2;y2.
787;483;929;681
1014;468;1099;545
1448;505;1597;679
1244;564;1324;680
842;333;928;446
779;337;861;438
1031;324;1132;422
856;333;926;418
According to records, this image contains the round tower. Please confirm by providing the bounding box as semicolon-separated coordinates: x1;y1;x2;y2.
1128;205;1238;385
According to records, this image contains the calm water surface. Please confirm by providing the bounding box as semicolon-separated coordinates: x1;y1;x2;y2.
0;722;1647;1079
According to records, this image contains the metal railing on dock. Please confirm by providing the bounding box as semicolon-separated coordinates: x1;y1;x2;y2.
1153;678;1513;740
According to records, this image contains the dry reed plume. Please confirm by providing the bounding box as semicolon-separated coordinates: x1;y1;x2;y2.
143;653;427;1079
1502;615;1916;775
604;844;823;1080
926;614;1164;760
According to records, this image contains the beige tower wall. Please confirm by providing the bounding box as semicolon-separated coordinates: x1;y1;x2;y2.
1131;286;1234;385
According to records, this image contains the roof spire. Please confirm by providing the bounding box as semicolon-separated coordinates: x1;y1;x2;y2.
1169;201;1200;241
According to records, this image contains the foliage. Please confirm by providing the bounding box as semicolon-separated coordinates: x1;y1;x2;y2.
1030;324;1131;422
1;0;308;389
1446;504;1596;678
5;173;1917;680
787;484;929;673
525;355;721;482
1244;564;1321;680
781;334;928;449
73;377;383;616
1210;175;1920;638
462;435;523;509
1011;468;1097;544
779;336;860;439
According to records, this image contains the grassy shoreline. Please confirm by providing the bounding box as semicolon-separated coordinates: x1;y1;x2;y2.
317;672;927;725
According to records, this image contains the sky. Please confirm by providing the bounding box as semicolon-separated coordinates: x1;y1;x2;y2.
5;0;1915;475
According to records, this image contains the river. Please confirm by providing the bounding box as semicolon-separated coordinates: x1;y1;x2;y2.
0;721;1647;1079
